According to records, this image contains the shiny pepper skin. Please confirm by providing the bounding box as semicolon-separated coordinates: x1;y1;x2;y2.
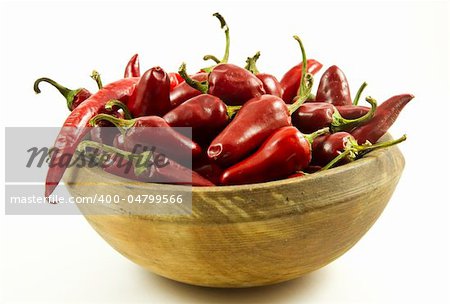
316;65;352;106
220;126;312;185
208;63;266;106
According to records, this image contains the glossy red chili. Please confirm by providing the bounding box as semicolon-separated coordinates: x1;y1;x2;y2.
45;77;140;197
179;63;265;106
315;65;352;106
292;97;376;134
34;77;92;111
245;51;283;97
220;126;328;185
280;59;323;103
163;94;238;144
90;114;202;160
78;141;214;186
351;94;414;144
127;67;171;117
124;54;140;78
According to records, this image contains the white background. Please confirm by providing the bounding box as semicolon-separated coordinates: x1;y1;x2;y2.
1;0;449;303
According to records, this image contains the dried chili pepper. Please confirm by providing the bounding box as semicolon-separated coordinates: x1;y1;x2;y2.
169;72;184;90
245;51;283;97
45;77;139;197
220;127;329;185
292;97;377;134
127;67;171;117
77;140;214;186
124;54;140;78
208;35;314;166
90;114;202;160
315;65;352;106
335;105;370;119
351;94;414;144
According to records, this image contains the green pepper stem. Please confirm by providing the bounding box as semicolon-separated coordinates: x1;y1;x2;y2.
33;77;80;111
304;127;330;144
293;35;308;97
321;134;407;171
355;134;407;155
321;149;352;171
201;12;230;72
353;82;368;105
90;70;103;89
105;99;133;120
330;96;377;133
77;140;152;176
203;54;221;64
244;51;261;74
227;105;242;119
89;113;136;129
288;73;314;115
178;63;209;93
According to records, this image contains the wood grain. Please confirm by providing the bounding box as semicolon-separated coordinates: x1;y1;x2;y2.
64;136;405;287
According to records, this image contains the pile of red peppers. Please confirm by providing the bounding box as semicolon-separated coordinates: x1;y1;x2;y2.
35;13;413;196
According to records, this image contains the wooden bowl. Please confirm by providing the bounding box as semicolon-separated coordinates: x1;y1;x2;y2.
64;135;405;288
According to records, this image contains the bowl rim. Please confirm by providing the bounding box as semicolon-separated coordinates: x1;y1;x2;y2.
66;134;402;194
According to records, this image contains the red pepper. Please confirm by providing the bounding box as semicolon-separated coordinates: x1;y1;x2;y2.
124;54;140;78
169;72;184;91
288;172;306;178
313;132;407;169
127;67;171;117
292;97;376;134
208;35;315;166
45;77;140;197
315;65;352;106
34;77;92;111
193;152;223;185
335;105;370;119
245;51;283;98
220;127;329;185
78;141;214;186
280;59;323;103
90;114;202;160
163;94;239;144
179;63;265;106
351;94;414;144
170;72;208;108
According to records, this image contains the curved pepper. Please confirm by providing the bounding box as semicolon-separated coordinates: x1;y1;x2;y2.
45;77;140;197
351;94;414;144
220;126;329;185
127;66;171;117
124;54;140;78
